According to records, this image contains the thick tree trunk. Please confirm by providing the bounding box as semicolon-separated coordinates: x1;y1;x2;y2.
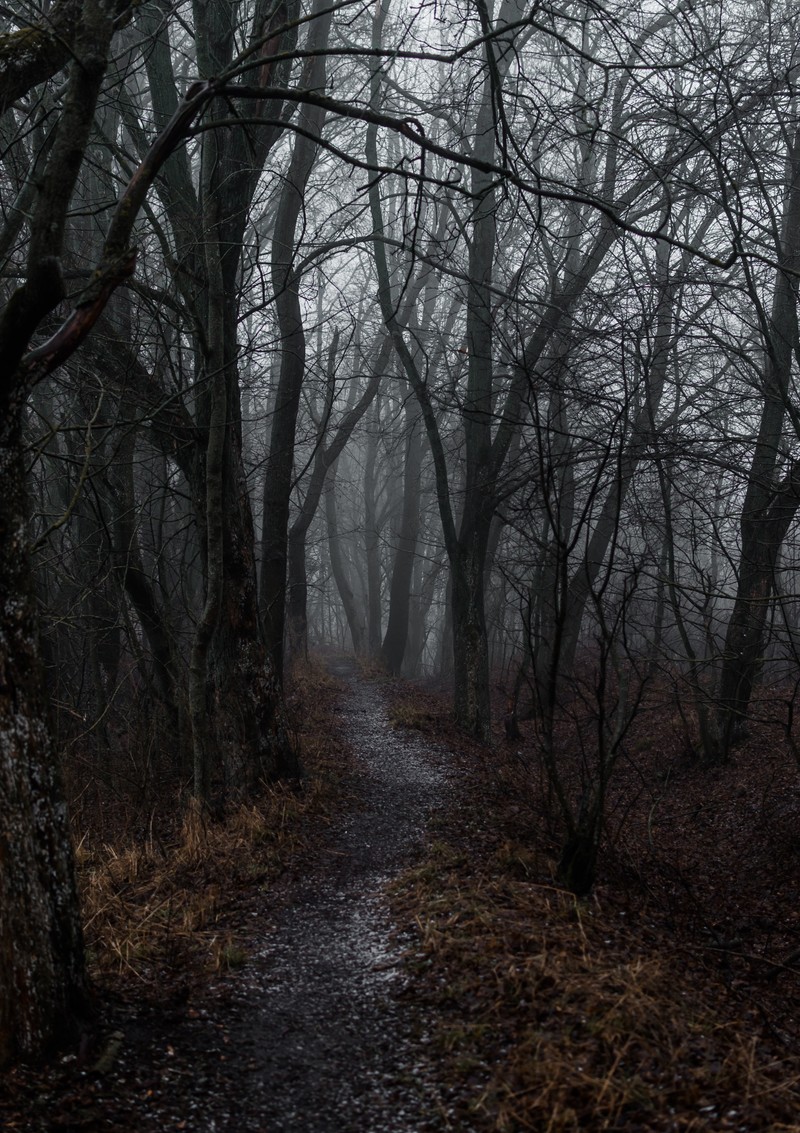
0;0;121;1065
435;570;454;680
190;249;298;796
364;398;383;655
260;2;332;678
714;129;800;757
451;509;493;739
715;468;800;754
325;467;366;653
286;524;311;660
0;417;88;1066
212;411;298;787
111;429;184;727
187;0;300;796
448;18;502;739
381;409;422;673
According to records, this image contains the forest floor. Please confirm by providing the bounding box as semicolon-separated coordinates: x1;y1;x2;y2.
3;656;800;1130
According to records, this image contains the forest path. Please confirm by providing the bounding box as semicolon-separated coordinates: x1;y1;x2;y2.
184;658;455;1132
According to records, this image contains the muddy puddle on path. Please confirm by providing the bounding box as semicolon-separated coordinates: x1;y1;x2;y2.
184;661;456;1132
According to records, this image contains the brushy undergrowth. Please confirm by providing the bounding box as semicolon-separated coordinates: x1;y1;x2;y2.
387;701;439;730
74;656;348;989
393;834;800;1132
385;677;800;1133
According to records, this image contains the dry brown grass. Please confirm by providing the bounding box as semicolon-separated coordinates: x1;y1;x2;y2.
75;658;349;988
393;834;800;1131
388;701;439;730
380;673;800;1130
286;651;343;702
355;655;390;680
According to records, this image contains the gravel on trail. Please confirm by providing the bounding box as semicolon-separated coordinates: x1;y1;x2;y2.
155;659;458;1132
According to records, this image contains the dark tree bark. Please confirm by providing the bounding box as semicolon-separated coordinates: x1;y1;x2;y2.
367;0;524;738
405;555;443;678
0;0;137;116
363;395;384;655
0;0;120;1065
379;229;445;675
714;129;800;757
260;0;332;679
381;408;423;674
286;335;384;659
0;0;230;1057
325;464;366;654
109;426;187;745
174;0;304;796
0;418;88;1066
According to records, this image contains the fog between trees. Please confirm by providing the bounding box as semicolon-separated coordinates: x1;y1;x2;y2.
2;0;800;1063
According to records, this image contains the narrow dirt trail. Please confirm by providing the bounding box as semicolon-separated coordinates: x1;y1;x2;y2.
184;659;455;1131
